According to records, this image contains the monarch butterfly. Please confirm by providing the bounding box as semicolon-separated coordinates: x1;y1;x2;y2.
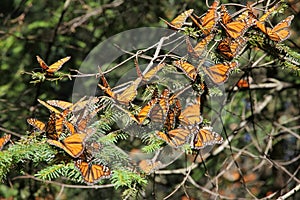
135;60;165;81
135;91;159;124
255;15;294;42
221;6;256;39
27;114;61;140
156;127;191;148
217;37;247;60
75;159;111;185
203;61;238;84
47;97;99;112
190;1;219;35
36;55;70;76
45;112;60;140
38;99;73;137
149;89;170;124
173;60;197;81
47;133;86;158
27;118;46;132
179;96;202;127
0;134;11;150
163;98;181;131
138;159;162;174
98;75;141;105
190;126;223;149
220;5;233;25
161;9;194;30
186;34;215;59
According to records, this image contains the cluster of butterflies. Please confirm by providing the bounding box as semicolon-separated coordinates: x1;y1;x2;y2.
25;1;294;183
161;1;293;80
27;97;111;185
98;58;224;148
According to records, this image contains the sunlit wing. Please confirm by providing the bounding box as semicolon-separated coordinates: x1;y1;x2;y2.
75;160;111;185
186;34;215;59
203;61;238;84
161;9;194;30
38;99;61;114
143;63;165;81
149;89;169;124
217;37;247;60
115;78;141;104
27;118;46;131
256;15;294;42
191;126;223;149
136;95;158;124
220;5;232;24
190;1;219;35
36;55;70;74
156;128;191;148
47;56;71;73
179;96;202;127
0;134;11;150
222;6;256;39
173;60;197;81
47;133;86;158
99;75;140;105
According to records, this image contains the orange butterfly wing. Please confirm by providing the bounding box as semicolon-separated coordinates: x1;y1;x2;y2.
220;5;232;24
192;127;223;149
217;37;247;60
222;7;256;39
75;160;111;185
36;56;70;74
116;78;141;104
173;60;197;81
99;75;140;105
149;89;170;124
268;15;294;42
98;75;117;99
45;112;60;140
161;9;194;30
47;56;71;73
179;97;202;127
27;118;46;131
46;100;73;110
164;98;181;131
203;61;238;84
191;1;219;35
136;96;158;124
0;134;11;150
143;63;165;81
47;133;86;158
256;15;294;42
156;128;191;148
36;56;49;70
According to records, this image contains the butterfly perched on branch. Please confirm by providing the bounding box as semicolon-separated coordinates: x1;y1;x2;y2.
36;55;70;77
161;9;194;30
